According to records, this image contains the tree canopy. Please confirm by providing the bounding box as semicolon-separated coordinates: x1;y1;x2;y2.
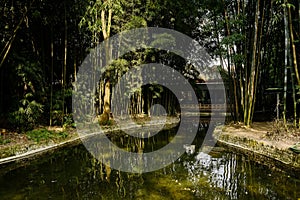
0;0;299;130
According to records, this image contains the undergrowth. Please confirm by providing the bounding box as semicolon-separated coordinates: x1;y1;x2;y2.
0;135;11;145
26;128;68;143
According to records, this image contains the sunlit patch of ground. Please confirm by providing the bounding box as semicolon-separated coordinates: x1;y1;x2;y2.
0;116;179;160
222;121;300;150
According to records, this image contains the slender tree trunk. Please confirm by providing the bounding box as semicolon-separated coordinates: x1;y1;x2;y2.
50;26;54;126
244;0;260;126
73;49;77;83
250;0;265;124
287;3;299;126
101;1;112;116
0;0;36;69
288;4;300;85
283;1;289;126
290;52;297;126
298;0;300;127
62;4;67;125
222;0;240;121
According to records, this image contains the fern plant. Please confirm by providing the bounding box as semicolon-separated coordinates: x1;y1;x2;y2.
9;93;44;131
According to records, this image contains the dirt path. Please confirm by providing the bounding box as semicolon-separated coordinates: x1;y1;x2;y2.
214;121;300;176
222;122;300;150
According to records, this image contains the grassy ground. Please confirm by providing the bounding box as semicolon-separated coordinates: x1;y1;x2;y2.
1;118;299;161
0;116;179;160
0;127;78;159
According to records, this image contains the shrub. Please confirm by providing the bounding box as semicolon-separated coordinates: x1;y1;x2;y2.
8;93;44;131
26;128;68;143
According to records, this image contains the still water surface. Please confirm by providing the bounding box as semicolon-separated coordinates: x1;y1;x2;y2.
0;126;299;199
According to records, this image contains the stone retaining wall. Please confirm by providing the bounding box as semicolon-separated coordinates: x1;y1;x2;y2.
213;126;300;178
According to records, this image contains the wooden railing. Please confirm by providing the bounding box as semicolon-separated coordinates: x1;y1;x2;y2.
181;103;232;118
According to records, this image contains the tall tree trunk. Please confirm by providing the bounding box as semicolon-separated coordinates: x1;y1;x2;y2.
50;26;54;126
288;4;300;85
287;3;299;126
222;0;240;121
283;0;289;126
101;1;112;116
290;52;297;126
0;0;35;69
62;4;67;126
244;0;260;126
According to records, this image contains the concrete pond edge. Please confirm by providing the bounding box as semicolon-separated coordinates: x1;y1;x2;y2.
2;120;299;178
0;117;180;167
213;126;300;178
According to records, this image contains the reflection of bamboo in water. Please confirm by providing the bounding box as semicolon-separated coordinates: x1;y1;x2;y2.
229;154;233;194
116;170;127;197
241;156;247;193
96;153;111;182
93;147;104;181
137;139;144;154
135;137;144;173
223;154;229;192
231;154;238;198
248;158;253;197
105;161;111;183
100;161;104;181
138;137;144;151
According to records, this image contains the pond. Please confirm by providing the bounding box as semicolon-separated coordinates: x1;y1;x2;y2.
0;124;299;200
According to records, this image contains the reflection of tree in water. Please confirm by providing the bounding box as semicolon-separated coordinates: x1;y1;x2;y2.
181;149;297;200
0;138;298;199
183;151;239;198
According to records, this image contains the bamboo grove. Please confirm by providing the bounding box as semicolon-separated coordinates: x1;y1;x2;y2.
0;0;299;131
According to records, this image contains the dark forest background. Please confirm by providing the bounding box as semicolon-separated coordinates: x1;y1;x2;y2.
0;0;299;131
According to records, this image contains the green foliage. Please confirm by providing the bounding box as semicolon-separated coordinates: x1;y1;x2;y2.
232;54;245;65
150;33;176;50
26;128;68;143
51;88;73;126
122;15;147;30
7;59;46;130
79;0;123;35
14;60;45;96
0;135;11;145
221;34;245;46
149;85;164;99
9;93;44;131
1;0;299;129
63;114;76;129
